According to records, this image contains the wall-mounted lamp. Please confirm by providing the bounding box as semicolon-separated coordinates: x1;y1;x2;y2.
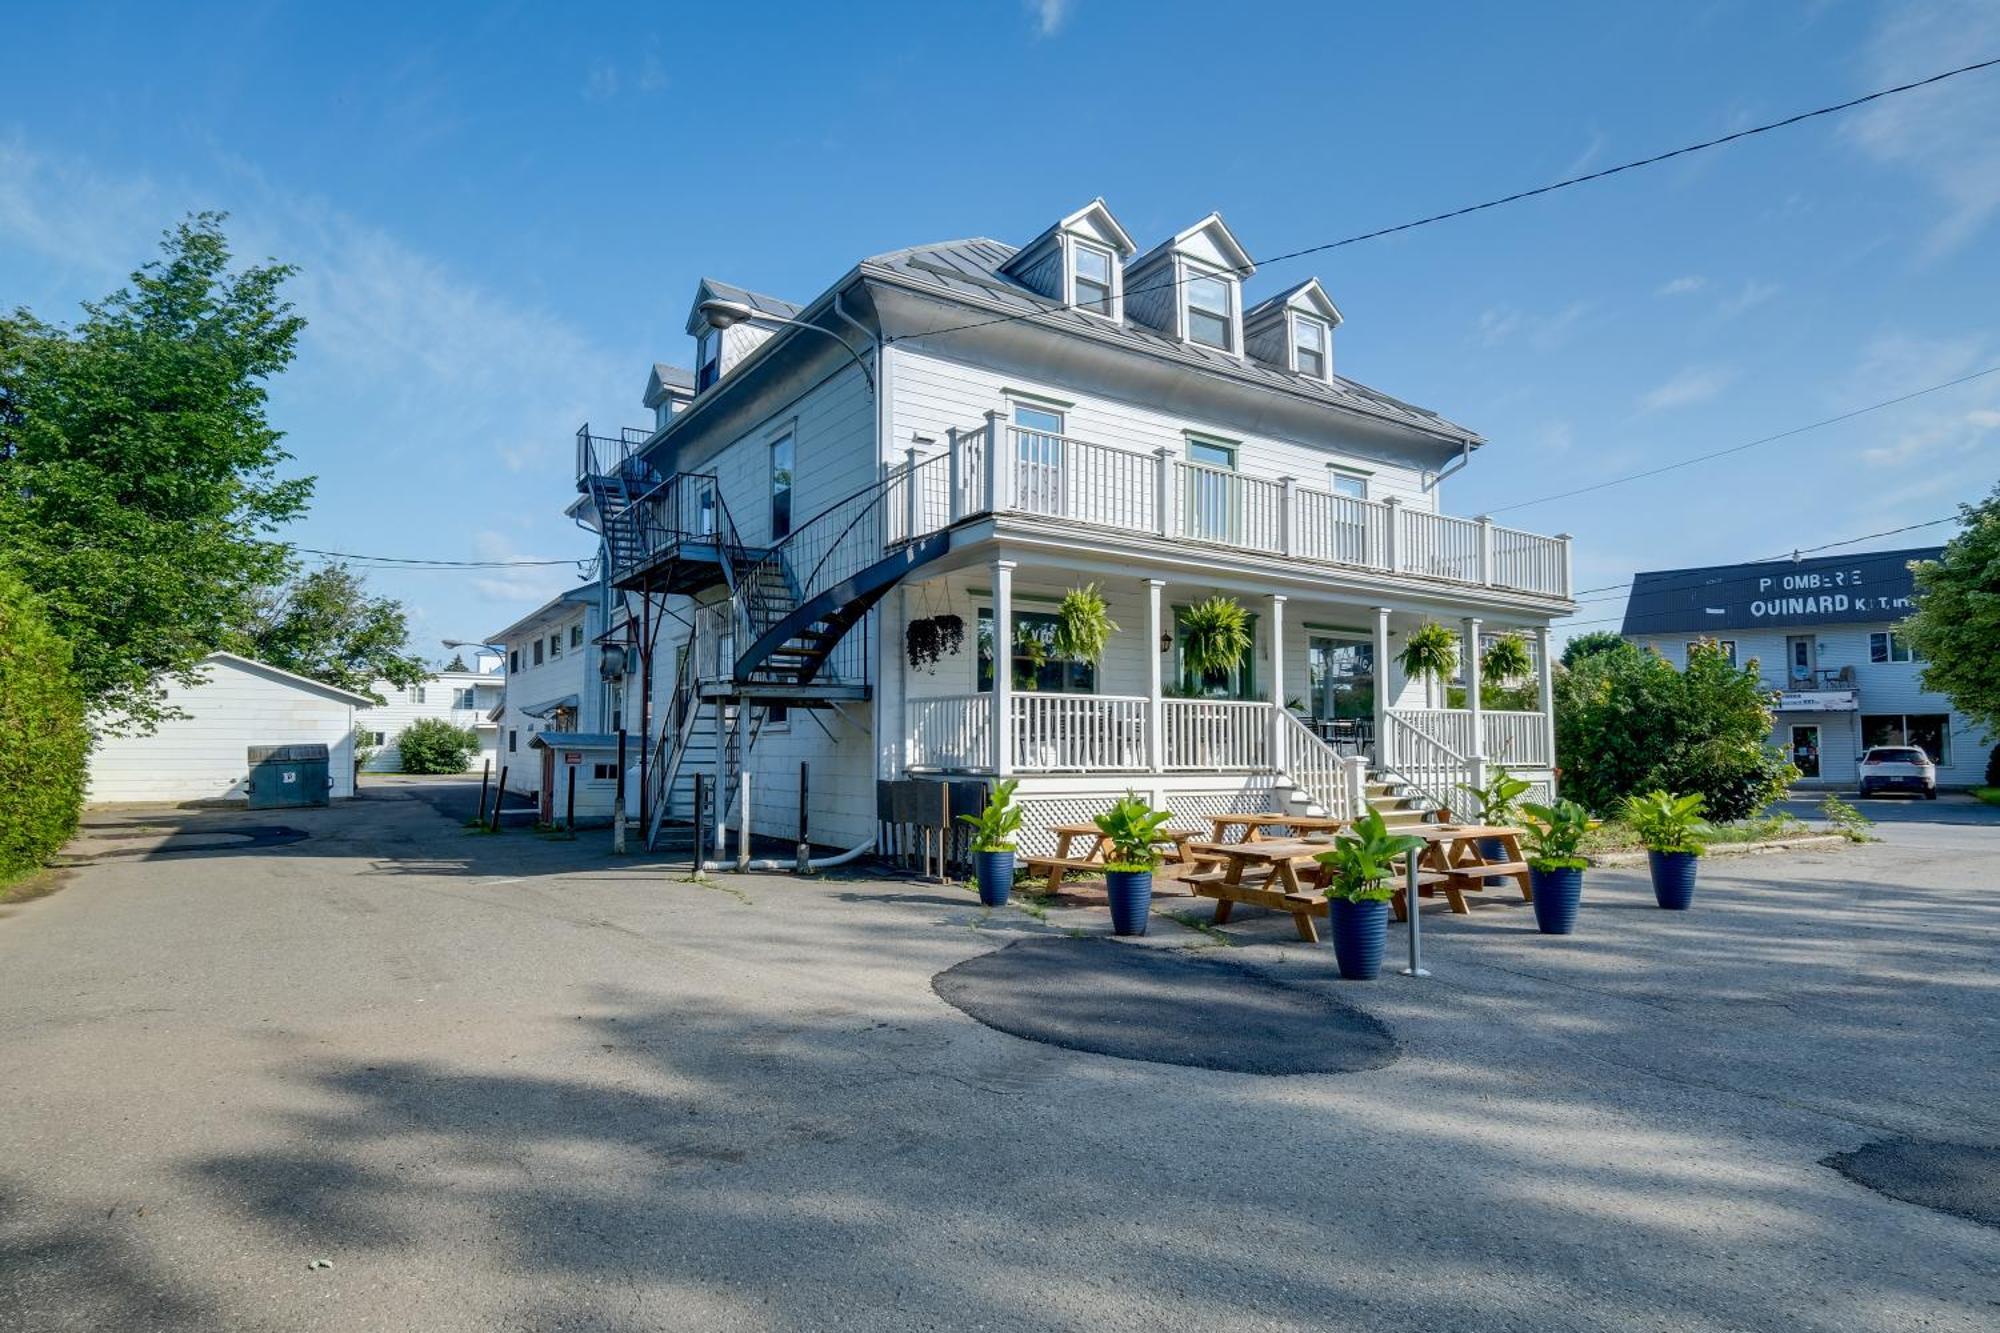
1160;633;1173;653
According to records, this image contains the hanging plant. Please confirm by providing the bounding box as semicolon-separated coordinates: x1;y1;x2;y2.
1397;621;1462;691
904;614;967;674
1051;584;1120;665
1180;595;1252;678
1481;631;1533;684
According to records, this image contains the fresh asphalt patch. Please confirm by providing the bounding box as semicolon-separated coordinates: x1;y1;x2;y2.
55;825;308;863
932;936;1397;1075
1824;1137;2000;1229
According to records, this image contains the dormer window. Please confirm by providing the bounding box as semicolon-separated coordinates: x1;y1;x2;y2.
1292;315;1328;379
1186;272;1233;351
1071;242;1115;317
695;329;720;392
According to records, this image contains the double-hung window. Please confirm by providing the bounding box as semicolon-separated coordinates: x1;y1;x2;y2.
1185;272;1232;350
770;432;795;539
533;640;544;667
695;328;720;392
1293;316;1327;378
1869;631;1918;663
549;632;562;660
571;624;583;649
453;687;477;710
1071;243;1113;317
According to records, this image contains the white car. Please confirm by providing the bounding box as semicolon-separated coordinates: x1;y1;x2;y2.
1857;746;1938;799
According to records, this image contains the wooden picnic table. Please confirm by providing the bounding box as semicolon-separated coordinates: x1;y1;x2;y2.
1018;822;1202;895
1182;837;1350;942
1391;823;1532;918
1203;812;1348;844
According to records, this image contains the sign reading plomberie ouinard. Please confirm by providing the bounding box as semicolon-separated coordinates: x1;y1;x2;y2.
1619;546;1941;635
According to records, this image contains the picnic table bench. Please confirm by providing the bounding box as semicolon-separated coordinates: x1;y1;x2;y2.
1392;823;1532;918
1181;837;1354;942
1017;822;1203;895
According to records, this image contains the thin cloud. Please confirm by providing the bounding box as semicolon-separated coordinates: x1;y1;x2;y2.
1656;275;1706;297
583;61;619;101
1637;366;1736;413
1562;128;1608;178
1713;279;1779;320
1028;0;1071;37
1844;0;2000;257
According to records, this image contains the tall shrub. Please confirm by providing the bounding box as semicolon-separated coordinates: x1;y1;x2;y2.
395;718;480;774
1555;640;1794;821
0;571;91;874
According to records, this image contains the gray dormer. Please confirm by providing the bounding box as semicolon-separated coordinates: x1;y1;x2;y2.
683;278;802;393
643;364;696;430
1123;213;1256;355
998;199;1138;321
1244;278;1343;383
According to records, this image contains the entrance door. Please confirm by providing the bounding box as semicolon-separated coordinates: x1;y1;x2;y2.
1307;636;1375;754
539;746;557;822
1185;439;1240;544
1786;635;1816;687
1790;725;1821;779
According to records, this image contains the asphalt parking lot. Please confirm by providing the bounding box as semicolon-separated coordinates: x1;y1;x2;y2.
1;776;1995;1332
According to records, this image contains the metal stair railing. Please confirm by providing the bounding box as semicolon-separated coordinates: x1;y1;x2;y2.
644;632;703;849
730;451;951;686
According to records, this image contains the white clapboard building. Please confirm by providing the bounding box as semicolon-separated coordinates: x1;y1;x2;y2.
354;656;505;773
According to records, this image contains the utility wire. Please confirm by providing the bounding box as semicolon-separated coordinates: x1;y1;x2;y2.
290;545;589;570
886;55;2000;346
1487;366;2000;515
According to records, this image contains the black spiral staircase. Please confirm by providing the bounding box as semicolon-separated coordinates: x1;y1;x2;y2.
577;430;953;848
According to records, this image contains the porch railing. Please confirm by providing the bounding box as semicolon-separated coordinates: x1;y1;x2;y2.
1012;694;1149;772
1162;698;1270;771
940;420;1569;599
1378;711;1475;815
908;695;991;773
1396;707;1551;768
1281;710;1355;819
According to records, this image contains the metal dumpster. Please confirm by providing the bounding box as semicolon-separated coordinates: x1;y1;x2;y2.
246;744;331;808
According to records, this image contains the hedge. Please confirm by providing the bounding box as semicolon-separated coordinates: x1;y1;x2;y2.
395;717;480;774
0;569;90;875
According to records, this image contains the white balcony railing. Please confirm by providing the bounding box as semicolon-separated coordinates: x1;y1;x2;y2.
1012;694;1149;772
937;419;1570;599
1162;698;1270;771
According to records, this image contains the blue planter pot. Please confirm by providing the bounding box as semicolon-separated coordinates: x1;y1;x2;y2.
974;850;1014;908
1648;850;1698;910
1478;835;1512;887
1530;865;1583;935
1105;869;1153;936
1330;898;1389;980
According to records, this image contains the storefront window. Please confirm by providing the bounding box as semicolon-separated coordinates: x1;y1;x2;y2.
1862;713;1950;764
976;609;1094;694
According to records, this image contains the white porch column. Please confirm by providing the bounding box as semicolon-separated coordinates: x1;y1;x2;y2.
1269;594;1287;776
992;559;1015;777
1372;606;1392;770
1536;625;1557;783
1145;578;1165;773
1383;496;1403;574
1278;477;1296;556
945;427;963;523
984;410;1009;513
1463;616;1487;802
1152;448;1173;538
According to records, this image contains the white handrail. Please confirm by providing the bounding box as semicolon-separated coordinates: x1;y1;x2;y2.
1012;694;1149;771
1162;698;1270;771
1280;710;1352;819
1379;712;1472;816
908;694;991;771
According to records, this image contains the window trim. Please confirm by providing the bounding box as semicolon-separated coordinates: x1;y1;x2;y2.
1183;264;1236;352
1290;312;1330;380
532;640;544;667
1067;237;1119;321
1869;630;1918;664
1328;468;1369;501
769;429;796;541
549;632;563;660
975;606;1097;695
695;327;720;392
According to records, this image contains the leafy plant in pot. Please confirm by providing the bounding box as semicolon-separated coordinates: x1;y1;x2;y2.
1457;765;1533;884
1620;789;1711;910
1314;809;1427;980
959;779;1023;907
1092;793;1173;936
1520;798;1592;934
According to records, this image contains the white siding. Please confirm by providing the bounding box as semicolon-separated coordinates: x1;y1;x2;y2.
495;603;596;795
887;347;1436;508
355;671;503;772
88;657;358;804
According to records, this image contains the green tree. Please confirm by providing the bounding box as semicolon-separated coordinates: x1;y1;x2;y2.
233;563;427;702
395;718;480;774
443;652;468;672
1903;486;2000;735
1561;631;1631;669
1555;640;1794;821
0;571;91;877
0;213;312;731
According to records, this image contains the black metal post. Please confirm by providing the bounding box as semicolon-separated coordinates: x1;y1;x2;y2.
565;765;577;833
478;759;491;826
613;728;628;854
490;767;507;833
693;772;708;876
795;762;810;874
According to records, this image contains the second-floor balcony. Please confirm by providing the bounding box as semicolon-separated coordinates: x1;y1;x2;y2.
900;416;1573;602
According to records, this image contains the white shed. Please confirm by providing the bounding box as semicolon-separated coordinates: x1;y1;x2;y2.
87;652;374;804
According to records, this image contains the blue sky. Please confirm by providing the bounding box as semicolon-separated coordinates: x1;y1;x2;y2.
5;1;1997;651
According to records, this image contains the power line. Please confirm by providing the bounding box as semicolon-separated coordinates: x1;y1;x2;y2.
1486;366;2000;515
290;545;589;570
886;55;2000;346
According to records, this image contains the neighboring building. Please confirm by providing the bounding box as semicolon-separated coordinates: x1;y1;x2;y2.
1621;546;1988;789
487;587;622;816
569;199;1578;854
88;652;371;804
354;656;505;772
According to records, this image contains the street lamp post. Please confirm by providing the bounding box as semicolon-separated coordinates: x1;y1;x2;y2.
696;298;876;394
